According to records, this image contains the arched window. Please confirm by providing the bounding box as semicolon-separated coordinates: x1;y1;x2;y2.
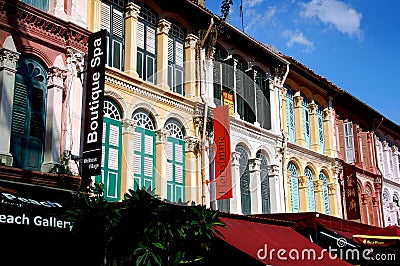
21;0;49;11
305;167;315;212
11;57;47;171
168;22;185;95
164;119;185;203
132;109;156;190
236;145;251;214
255;67;271;129
137;6;157;84
316;102;325;154
96;99;122;202
288;162;299;213
257;151;270;214
101;0;125;70
319;172;330;215
302;93;310;149
285;86;295;143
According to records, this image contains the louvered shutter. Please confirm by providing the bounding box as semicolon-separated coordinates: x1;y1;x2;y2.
166;137;185;202
137;22;145;49
318;111;325;153
146;27;156;54
338;119;346;160
286;90;296;143
344;121;355;163
319;172;330;215
305;168;315;212
236;145;251;215
101;3;111;32
361;132;370;168
288;162;299;213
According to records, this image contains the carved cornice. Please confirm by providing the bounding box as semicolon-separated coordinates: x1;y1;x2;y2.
314;179;323;192
268;164;280;176
185;34;198;49
249;158;261;172
0;0;90;53
156;128;170;143
157;19;171;35
184;136;200;153
0;48;20;72
66;47;85;73
122;118;136;135
231;151;241;166
328;183;336;194
48;66;66;88
125;2;140;19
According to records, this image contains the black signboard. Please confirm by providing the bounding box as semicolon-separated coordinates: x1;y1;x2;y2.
82;30;107;177
343;164;361;220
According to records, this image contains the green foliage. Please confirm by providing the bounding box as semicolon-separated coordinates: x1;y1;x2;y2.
220;0;233;20
66;184;226;266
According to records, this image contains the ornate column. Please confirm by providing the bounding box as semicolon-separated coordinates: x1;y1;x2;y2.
156;128;170;200
373;182;383;226
230;151;242;214
382;141;391;179
71;0;88;28
124;3;141;78
185;34;198;97
323;107;335;157
309;102;319;152
314;179;324;213
361;193;369;224
392;146;400;181
328;182;339;217
62;48;85;165
42;66;67;172
368;132;378;174
355;126;365;168
156;19;171;90
298;175;310;212
88;0;102;31
280;87;288;138
268;164;281;213
49;0;67;20
185;136;201;204
121;119;137;194
294;94;305;146
0;37;20;166
249;158;262;214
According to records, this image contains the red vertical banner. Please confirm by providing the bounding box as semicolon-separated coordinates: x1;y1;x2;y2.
214;105;233;199
343;164;361;220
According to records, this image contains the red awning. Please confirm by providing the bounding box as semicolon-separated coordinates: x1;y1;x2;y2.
216;217;351;266
352;225;400;247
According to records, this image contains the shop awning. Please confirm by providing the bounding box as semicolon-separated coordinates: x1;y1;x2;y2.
215;216;351;266
352;225;400;247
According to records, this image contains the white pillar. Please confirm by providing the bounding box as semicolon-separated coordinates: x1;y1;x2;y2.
0;37;20;166
249;158;262;214
230;151;242;214
268;164;281;213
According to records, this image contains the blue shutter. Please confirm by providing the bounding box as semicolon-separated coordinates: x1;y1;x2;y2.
316;103;325;154
285;87;295;143
11;58;47;171
302;94;311;149
319;172;330;215
257;152;270;214
288;162;299;213
22;0;49;11
236;145;251;214
305;167;315;212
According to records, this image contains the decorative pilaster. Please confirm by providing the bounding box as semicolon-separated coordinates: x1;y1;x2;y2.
294;94;306;146
185;136;201;204
124;3;141;78
280;87;288;138
323;108;335;157
0;38;20;166
156;128;170;199
230;151;242;214
268;164;281;213
298;175;310;212
42;66;67;172
156;19;171;90
367;132;378;174
328;182;339;217
88;0;102;31
71;0;88;28
185;34;198;97
356;126;365;168
121;119;137;193
313;179;324;213
249;158;262;214
309;102;319;152
48;0;67;21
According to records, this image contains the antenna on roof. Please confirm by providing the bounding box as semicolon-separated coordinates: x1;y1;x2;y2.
239;0;244;32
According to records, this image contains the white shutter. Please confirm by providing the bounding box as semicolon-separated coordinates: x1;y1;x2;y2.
344;122;355;162
145;135;153;155
134;154;141;175
168;38;174;62
176;41;184;67
175;165;183;184
109;124;119;146
102;123;106;143
167;141;173;160
108;148;119;170
175;143;183;163
144;157;153;177
101;3;111;32
146;27;156;54
134;132;141;151
112;9;124;38
101;146;105;167
166;162;173;181
137;22;145;49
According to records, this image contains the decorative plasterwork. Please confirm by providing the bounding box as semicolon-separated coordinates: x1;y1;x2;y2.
157;19;171;35
249;158;261;172
122;118;137;135
156;128;170;143
125;2;140;19
328;183;336;194
268;164;280;176
0;48;20;71
48;66;66;88
66;47;85;74
105;75;195;114
230;122;280;145
0;1;90;52
185;34;198;49
184;136;200;153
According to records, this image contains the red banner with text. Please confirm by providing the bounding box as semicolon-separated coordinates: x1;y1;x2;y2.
213;105;233;200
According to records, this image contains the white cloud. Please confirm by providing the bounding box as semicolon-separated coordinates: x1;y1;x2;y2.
244;6;277;33
244;0;265;8
282;30;315;53
301;0;362;38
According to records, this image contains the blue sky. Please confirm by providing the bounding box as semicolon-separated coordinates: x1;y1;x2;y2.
205;0;400;125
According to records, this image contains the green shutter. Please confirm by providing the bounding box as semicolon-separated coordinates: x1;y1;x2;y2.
95;117;122;202
166;137;186;203
133;127;156;190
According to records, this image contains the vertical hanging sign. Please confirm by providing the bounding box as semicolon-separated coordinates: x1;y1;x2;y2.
343;164;361;220
82;30;107;177
214;105;233;200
